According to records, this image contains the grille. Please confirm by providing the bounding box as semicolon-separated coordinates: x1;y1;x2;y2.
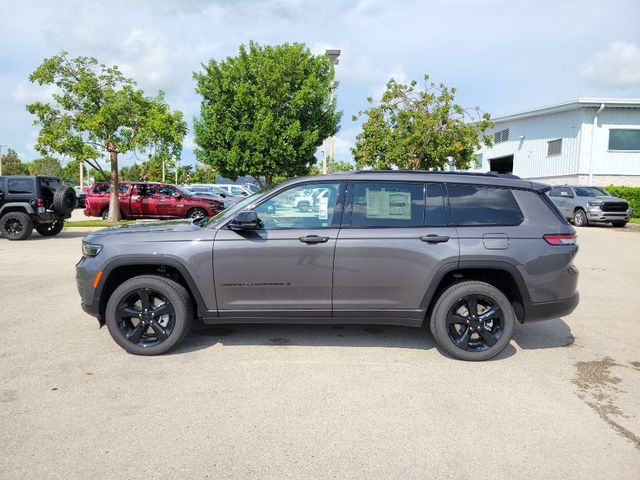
601;202;628;212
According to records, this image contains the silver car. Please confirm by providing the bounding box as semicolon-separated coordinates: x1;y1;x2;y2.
548;185;631;227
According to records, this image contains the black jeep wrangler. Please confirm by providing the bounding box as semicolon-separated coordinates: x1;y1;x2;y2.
0;176;76;240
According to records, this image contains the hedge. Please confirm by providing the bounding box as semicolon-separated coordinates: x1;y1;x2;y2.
605;186;640;218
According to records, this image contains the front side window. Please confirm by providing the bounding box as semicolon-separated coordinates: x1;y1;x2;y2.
351;182;424;228
447;184;523;226
254;182;344;229
609;129;640;151
158;186;180;197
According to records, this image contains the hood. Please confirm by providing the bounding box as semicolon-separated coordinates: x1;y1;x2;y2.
588;195;628;203
84;219;199;241
189;194;224;203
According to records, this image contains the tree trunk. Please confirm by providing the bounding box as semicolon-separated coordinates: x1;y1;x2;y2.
264;174;273;187
107;149;122;223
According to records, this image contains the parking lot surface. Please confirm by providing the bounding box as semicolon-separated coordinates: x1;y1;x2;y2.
1;226;639;479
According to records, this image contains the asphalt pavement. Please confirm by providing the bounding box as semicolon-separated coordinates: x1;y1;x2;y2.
0;225;639;479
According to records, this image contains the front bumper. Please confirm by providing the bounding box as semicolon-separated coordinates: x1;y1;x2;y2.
523;292;579;323
76;256;103;323
586;208;631;222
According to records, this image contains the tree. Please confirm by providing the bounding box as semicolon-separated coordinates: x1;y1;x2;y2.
194;41;342;187
1;149;29;175
189;164;218;184
27;156;63;177
26;52;187;222
352;75;494;171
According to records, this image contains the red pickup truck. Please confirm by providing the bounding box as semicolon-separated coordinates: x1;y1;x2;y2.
84;182;225;220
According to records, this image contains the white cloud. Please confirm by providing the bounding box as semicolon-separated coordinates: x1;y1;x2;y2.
371;66;409;100
12;82;57;104
583;41;640;89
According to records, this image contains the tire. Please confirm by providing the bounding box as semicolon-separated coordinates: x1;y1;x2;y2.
52;185;77;216
105;275;193;356
0;212;34;241
35;220;64;237
101;208;109;220
188;207;207;219
573;208;588;227
430;281;515;361
611;221;627;228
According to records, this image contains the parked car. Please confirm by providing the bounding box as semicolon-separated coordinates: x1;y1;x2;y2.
84;182;224;220
292;187;329;212
184;185;243;206
548;185;631;227
0;175;76;240
213;184;254;197
74;186;87;208
76;171;579;360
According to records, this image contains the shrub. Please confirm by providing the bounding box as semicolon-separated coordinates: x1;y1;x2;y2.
605;186;640;218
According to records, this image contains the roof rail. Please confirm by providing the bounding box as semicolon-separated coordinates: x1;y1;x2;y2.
352;170;521;179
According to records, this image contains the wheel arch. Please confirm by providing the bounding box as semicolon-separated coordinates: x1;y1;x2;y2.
0;203;34;216
421;261;530;324
95;257;210;324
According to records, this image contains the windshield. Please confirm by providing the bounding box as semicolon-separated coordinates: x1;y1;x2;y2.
201;192;264;227
174;185;192;196
575;187;608;197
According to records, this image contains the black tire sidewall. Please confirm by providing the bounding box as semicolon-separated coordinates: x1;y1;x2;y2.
53;186;77;216
35;220;64;236
430;281;515;361
611;221;627;228
0;212;34;241
105;276;192;355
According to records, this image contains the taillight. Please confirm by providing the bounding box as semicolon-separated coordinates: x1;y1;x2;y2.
36;198;45;207
544;234;577;245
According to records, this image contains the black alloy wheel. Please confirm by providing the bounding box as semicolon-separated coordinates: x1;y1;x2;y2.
105;275;193;355
430;281;515;361
446;294;503;352
0;212;34;241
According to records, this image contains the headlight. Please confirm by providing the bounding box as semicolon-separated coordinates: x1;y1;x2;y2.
587;202;602;208
82;243;102;256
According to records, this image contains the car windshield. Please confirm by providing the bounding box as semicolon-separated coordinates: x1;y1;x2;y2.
201;191;264;227
574;187;608;197
173;185;192;196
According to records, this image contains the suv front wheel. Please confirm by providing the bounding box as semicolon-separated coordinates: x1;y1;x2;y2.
105;275;193;355
0;212;34;241
430;281;515;361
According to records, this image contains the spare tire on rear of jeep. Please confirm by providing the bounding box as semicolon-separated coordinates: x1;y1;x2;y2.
52;185;77;215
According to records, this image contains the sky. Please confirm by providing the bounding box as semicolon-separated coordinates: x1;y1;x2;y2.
1;0;640;170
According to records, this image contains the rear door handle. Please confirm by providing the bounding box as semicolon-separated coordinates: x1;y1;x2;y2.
299;235;330;244
419;235;450;243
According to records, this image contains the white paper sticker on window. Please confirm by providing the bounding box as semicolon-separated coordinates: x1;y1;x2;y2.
366;190;411;220
318;196;329;220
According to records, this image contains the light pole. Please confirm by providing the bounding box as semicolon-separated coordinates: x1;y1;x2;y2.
323;49;340;174
0;144;7;175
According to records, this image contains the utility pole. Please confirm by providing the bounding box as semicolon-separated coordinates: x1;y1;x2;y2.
174;158;179;184
323;49;340;174
0;144;6;176
79;161;84;187
162;159;166;183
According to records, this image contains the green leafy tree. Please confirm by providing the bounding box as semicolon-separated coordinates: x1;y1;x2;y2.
26;52;187;222
1;149;29;175
194;41;342;187
27;156;64;177
353;75;494;171
189;164;219;184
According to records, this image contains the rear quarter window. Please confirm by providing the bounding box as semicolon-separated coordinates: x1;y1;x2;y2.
447;184;524;226
8;178;35;194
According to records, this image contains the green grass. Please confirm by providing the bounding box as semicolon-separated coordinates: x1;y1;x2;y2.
630;218;640;224
65;219;135;228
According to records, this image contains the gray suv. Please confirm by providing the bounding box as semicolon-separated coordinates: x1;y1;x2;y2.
548;185;631;227
76;171;579;361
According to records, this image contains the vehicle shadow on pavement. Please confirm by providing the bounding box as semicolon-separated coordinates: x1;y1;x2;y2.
512;318;575;350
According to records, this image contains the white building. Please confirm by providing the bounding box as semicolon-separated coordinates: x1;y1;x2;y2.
473;98;640;186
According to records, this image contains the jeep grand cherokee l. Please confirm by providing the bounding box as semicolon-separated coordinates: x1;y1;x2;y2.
76;171;579;361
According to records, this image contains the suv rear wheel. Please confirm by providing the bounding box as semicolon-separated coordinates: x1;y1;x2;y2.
105;275;193;355
0;212;34;241
35;220;64;237
430;281;515;361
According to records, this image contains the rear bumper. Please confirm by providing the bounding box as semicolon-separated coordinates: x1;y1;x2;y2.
523;292;579;323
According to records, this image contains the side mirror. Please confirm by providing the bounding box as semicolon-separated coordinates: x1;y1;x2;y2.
229;210;259;231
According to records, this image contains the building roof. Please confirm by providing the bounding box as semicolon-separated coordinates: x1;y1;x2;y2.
493;97;640;123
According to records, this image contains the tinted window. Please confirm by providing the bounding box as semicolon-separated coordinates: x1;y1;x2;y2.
92;183;129;194
158;186;180;197
575;187;607;197
447;184;523;226
255;182;344;229
609;129;640;150
8;178;34;194
549;187;562;197
351;182;424;228
425;183;447;226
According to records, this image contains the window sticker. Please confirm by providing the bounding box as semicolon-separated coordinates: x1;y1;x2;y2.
366;190;411;220
318;196;329;220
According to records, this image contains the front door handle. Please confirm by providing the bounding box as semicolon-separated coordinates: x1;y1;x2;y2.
299;235;330;244
419;235;450;244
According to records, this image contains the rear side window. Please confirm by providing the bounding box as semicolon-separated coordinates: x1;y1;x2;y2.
447;184;524;226
92;183;129;194
351;182;424;228
8;178;34;194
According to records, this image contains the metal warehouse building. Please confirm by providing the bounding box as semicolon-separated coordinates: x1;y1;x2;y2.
472;98;640;186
